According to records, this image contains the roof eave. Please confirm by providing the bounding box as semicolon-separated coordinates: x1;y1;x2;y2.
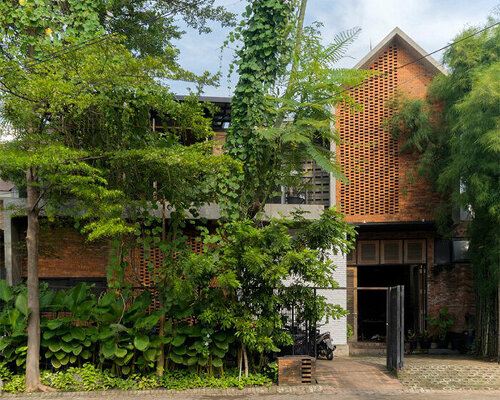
354;27;448;76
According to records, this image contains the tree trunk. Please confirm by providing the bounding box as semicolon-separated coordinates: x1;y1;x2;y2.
238;346;243;381
25;167;40;392
156;200;167;376
242;343;249;378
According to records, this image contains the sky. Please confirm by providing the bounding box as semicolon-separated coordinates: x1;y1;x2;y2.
169;0;500;97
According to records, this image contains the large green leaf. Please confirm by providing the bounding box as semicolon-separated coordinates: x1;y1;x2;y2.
211;346;226;358
213;331;227;342
51;358;61;369
101;340;117;359
60;355;70;365
169;352;185;365
61;341;74;353
134;334;150;351
48;341;61;353
98;326;115;340
43;329;56;340
172;346;186;355
62;333;73;342
172;334;186;347
197;356;208;366
0;280;13;302
70;327;86;341
46;319;64;330
15;293;28;316
143;348;157;362
72;344;83;356
115;347;127;358
0;338;10;351
211;357;223;368
80;349;91;359
187;356;198;366
214;340;229;350
121;366;131;375
70;283;88;310
134;313;161;330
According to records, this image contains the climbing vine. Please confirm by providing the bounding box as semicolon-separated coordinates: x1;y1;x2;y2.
223;0;369;219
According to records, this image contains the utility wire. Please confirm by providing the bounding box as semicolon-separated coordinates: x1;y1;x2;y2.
336;20;500;96
0;14;498;91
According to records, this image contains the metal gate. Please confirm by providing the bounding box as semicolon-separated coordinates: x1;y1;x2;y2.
386;285;404;371
279;288;318;357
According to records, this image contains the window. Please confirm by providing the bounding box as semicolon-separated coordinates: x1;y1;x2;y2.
381;240;402;264
404;240;426;263
358;241;379;264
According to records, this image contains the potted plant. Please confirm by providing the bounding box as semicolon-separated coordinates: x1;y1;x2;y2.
428;307;454;348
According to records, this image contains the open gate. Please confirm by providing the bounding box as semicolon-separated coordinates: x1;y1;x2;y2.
386;285;404;371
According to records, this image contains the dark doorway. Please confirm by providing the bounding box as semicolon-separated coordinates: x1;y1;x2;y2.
357;264;424;341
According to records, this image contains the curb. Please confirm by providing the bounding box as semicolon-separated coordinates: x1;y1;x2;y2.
0;384;325;398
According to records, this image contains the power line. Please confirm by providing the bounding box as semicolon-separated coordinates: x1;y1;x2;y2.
336;20;500;96
0;13;498;93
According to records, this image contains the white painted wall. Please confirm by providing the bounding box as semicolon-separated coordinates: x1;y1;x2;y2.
317;249;347;346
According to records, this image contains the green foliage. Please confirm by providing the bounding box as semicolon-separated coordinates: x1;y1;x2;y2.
0;364;271;393
0;282;29;369
195;208;355;355
0;281;238;376
223;1;371;218
428;307;454;340
2;374;26;393
262;361;278;383
387;17;500;356
0;361;12;382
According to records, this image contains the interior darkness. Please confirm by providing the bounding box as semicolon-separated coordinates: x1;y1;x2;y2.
357;265;417;341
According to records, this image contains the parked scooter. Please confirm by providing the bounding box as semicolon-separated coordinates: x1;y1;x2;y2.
317;331;336;360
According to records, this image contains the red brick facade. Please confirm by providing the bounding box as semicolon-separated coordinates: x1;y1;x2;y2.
22;226;109;278
427;263;475;332
336;44;441;224
339;31;474;339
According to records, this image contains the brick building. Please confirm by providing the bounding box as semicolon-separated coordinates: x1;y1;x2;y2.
336;28;474;344
0;28;474;354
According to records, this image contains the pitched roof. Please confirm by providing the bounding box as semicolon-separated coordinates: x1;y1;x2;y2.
0;179;14;191
354;27;448;75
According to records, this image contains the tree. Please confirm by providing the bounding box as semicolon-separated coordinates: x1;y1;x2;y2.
217;0;366;376
0;143;130;391
223;0;370;219
193;209;355;378
0;1;236;390
388;18;500;357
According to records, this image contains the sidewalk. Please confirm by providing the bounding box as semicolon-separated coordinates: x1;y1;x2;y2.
315;357;403;391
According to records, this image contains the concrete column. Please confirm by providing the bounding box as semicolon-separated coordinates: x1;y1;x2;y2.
3;198;25;286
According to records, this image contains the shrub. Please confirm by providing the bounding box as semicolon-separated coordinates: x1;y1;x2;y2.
0;365;272;393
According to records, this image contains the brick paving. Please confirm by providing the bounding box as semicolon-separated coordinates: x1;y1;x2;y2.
398;355;500;390
315;357;403;391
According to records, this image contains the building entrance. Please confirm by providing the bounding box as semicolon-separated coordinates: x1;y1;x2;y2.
356;264;425;341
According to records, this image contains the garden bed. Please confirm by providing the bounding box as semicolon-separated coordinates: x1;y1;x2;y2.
0;364;272;394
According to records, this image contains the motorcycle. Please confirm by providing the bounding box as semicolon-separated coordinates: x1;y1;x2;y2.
316;331;336;360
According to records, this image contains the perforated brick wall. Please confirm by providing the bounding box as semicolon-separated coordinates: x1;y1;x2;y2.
336;42;441;223
337;45;399;219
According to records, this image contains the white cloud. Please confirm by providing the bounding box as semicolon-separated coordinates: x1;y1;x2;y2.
172;0;499;96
